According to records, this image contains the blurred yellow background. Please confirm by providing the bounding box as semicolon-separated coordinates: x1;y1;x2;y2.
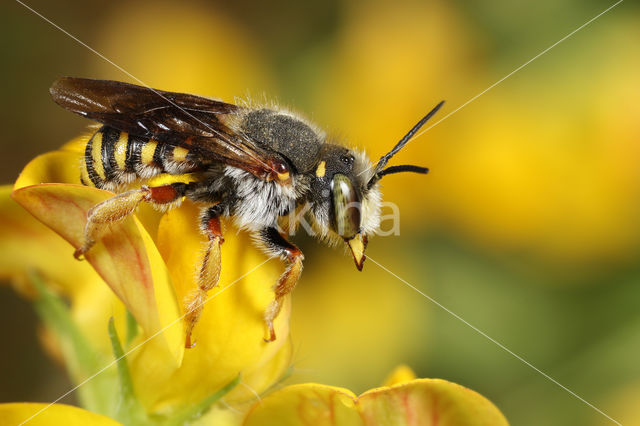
1;0;639;424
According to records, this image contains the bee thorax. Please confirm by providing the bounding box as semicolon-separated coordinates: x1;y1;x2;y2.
241;109;323;173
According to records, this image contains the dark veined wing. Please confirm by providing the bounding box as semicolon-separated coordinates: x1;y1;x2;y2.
50;77;286;181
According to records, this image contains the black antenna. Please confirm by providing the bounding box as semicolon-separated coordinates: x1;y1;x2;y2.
376;164;429;178
373;100;444;174
367;100;444;188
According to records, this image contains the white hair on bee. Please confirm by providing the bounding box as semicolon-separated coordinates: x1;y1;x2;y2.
354;150;382;236
308;209;342;247
224;166;308;232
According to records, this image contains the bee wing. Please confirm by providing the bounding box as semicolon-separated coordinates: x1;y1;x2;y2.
50;77;284;180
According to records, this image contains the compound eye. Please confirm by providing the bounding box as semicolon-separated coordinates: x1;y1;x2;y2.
331;174;361;239
273;159;290;181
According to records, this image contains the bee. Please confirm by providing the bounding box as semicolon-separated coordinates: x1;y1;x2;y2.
50;77;444;347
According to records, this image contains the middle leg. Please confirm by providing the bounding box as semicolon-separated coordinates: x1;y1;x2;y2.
184;204;225;348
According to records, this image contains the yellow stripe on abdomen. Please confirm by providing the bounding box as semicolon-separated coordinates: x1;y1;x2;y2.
91;131;106;179
141;140;158;166
80;160;91;186
172;146;189;162
114;132;128;170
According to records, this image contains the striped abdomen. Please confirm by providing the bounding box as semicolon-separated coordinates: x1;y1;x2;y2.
81;126;197;190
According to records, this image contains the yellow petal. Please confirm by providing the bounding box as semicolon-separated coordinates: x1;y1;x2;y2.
358;379;508;426
130;201;292;411
290;251;430;393
382;365;417;387
0;185;95;294
61;134;92;154
8;146;166;357
0;182;128;362
243;379;509;426
0;402;121;426
11;184;183;364
243;384;360;426
14;147;85;189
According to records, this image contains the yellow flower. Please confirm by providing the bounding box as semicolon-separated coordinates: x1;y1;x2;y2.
4;138;292;419
0;403;121;426
2;147;509;424
241;366;508;426
0;368;508;426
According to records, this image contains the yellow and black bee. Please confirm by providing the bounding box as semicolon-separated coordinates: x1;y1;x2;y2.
50;77;443;347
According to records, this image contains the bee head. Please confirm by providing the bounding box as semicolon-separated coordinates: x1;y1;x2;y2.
308;145;372;270
310;101;444;270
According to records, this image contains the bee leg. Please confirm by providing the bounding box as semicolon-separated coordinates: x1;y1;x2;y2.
184;205;225;348
74;183;187;259
259;227;304;342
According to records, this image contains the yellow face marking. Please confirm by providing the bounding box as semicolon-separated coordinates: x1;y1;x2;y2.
91;131;105;179
315;160;326;178
172;146;189;162
141;140;158;165
277;171;290;181
114;133;128;170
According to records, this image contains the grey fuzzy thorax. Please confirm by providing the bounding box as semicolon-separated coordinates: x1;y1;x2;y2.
241;109;323;173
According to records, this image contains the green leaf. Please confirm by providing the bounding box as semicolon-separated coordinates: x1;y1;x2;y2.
125;309;139;348
108;318;148;425
30;271;116;415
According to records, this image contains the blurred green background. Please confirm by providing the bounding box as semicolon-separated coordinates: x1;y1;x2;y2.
1;0;639;424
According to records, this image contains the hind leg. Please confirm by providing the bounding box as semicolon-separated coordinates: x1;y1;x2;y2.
74;183;188;259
